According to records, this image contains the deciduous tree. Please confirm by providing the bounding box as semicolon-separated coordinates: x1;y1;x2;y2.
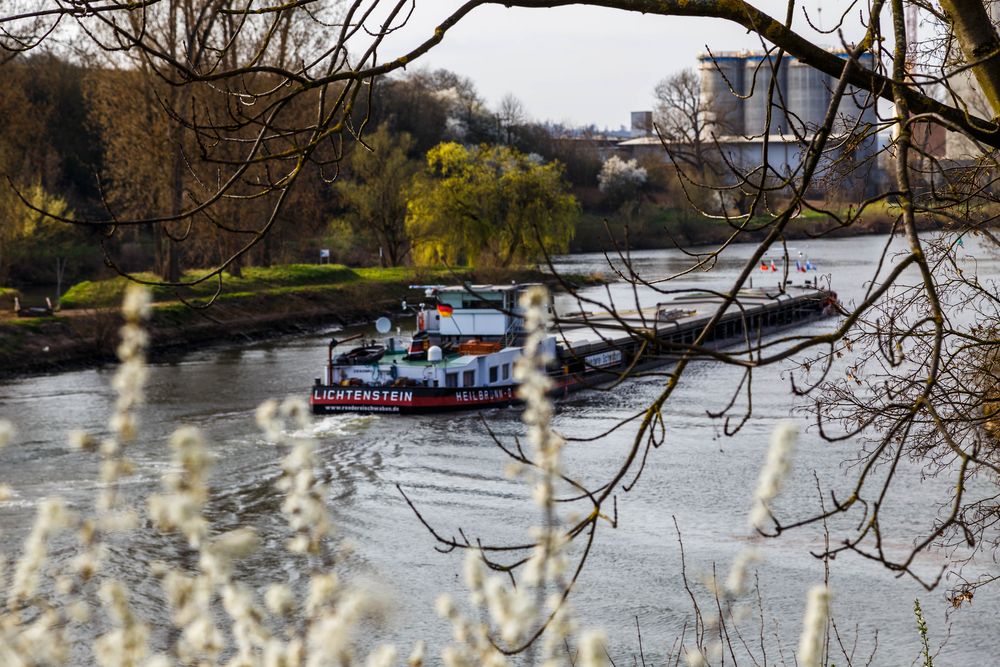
335;124;418;266
407;142;578;267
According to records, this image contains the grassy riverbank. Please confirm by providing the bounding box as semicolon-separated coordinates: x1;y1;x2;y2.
57;264;437;309
0;265;597;377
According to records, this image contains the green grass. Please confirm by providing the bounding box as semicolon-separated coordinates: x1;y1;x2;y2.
354;266;458;282
61;264;363;309
0;287;21;310
60;273;169;309
1;316;59;332
190;264;360;288
59;262;554;310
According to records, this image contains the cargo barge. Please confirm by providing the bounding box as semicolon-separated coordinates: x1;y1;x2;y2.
309;283;837;415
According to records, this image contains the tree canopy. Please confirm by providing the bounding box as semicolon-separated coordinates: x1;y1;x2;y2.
406;142;578;267
334;124;418;267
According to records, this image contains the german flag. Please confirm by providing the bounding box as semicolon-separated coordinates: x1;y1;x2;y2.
437;303;454;317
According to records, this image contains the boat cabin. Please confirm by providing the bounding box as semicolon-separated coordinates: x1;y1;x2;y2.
322;284;555;390
416;284;534;345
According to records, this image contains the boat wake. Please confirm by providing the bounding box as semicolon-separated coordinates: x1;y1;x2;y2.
299;414;376;439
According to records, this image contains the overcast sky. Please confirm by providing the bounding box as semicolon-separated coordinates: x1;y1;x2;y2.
383;2;871;129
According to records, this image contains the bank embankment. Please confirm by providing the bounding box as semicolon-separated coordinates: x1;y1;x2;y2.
0;266;594;377
570;203;944;252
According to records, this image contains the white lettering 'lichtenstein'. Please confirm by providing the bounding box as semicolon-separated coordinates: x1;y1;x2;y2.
314;389;415;403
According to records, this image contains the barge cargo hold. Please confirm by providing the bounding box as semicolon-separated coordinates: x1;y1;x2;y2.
309;283;837;415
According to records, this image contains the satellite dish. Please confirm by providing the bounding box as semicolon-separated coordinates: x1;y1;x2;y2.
375;317;392;334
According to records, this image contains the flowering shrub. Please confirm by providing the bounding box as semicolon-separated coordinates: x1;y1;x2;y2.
597;157;648;210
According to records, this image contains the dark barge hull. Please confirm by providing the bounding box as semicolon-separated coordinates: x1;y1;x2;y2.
309;287;836;415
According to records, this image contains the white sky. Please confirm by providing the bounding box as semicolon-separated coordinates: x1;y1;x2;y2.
381;1;871;129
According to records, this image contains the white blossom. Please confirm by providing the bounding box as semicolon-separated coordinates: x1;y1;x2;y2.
0;419;15;449
365;644;398;667
797;585;830;667
121;284;152;321
68;429;98;451
265;584;295;617
94;580;151;667
148;426;211;548
306;572;339;617
408;640;426;667
724;547;761;596
749;420;799;530
434;593;456;619
578;630;607;667
9;498;70;605
684;648;708;667
256;399;281;440
597;156;647;196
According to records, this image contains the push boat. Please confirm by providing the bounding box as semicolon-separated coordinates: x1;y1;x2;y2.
309;282;838;415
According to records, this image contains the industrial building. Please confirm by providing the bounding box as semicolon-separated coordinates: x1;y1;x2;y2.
696;50;879;138
612;50;885;200
691;49;882;193
607;50;883;198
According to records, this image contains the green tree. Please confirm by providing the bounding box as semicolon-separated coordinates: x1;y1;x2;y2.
406;143;578;268
335;125;418;266
0;184;92;293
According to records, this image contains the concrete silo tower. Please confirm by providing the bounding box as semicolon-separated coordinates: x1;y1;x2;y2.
697;52;745;137
786;58;831;136
833;51;878;134
743;53;790;135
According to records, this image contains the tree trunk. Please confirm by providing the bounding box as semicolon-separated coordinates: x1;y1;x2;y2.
161;232;180;283
260;233;272;268
163;133;184;283
939;0;1000;119
229;253;243;278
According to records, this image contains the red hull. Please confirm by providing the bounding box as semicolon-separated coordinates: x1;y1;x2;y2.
310;384;519;414
309;376;583;415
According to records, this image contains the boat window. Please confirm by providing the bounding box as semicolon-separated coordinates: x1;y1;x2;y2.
462;299;501;309
502;364;510;380
445;372;458;388
489;366;499;383
463;370;475;386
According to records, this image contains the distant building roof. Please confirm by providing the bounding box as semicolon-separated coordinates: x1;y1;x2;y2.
616;134;807;147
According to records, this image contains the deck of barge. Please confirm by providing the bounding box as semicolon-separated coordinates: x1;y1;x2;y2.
555;285;830;357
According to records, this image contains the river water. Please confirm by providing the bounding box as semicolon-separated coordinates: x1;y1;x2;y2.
1;233;999;664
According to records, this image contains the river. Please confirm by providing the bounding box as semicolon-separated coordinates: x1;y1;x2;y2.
1;233;998;664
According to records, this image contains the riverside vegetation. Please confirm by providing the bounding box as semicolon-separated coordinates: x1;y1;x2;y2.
0;284;946;666
0;264;589;377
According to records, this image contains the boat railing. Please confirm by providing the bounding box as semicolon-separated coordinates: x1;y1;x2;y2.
502;315;522;348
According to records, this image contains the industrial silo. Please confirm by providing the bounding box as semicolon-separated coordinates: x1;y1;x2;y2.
829;51;881;194
786;58;831;136
743;52;789;136
833;52;878;134
698;52;745;136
